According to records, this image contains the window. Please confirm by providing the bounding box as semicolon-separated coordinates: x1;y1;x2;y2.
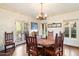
64;21;69;37
71;22;76;38
64;20;77;39
64;27;69;37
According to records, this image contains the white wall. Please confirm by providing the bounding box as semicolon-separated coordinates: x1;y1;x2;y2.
0;8;36;51
47;11;79;47
1;8;79;51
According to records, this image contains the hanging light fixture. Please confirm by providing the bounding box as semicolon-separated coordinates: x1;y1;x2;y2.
36;3;47;20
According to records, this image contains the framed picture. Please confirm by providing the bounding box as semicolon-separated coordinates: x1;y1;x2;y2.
48;24;52;28
31;22;38;30
48;23;62;28
56;23;62;27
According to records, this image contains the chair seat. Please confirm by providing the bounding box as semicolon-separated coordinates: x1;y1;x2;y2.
30;49;37;56
5;42;15;46
27;47;43;56
44;48;60;56
29;49;41;56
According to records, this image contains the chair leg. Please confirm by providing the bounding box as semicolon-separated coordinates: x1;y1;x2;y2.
14;44;15;49
28;51;30;56
12;44;15;49
59;48;61;56
61;48;63;56
28;53;30;56
5;45;7;52
61;51;63;56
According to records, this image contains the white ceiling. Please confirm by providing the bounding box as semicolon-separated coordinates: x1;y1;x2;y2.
0;3;79;18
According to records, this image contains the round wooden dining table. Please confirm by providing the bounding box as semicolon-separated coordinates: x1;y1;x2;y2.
37;39;55;47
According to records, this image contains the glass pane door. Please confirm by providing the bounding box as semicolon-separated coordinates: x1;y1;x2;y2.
42;23;47;38
15;21;29;44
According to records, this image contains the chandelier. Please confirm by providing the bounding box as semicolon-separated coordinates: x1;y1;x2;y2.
36;3;47;20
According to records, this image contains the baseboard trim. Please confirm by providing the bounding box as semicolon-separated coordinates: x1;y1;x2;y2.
16;42;26;47
64;44;79;48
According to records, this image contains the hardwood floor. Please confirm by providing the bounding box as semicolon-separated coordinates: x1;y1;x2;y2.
63;45;79;56
0;44;79;56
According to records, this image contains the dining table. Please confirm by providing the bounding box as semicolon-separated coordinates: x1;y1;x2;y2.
37;39;55;47
37;39;55;55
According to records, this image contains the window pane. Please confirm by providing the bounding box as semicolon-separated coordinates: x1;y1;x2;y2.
64;27;69;37
71;22;76;38
71;27;76;38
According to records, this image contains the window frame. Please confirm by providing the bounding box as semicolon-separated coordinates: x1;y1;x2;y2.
64;20;77;39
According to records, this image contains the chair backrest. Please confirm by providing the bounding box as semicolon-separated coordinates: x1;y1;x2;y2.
59;32;64;50
58;36;62;48
54;33;64;56
54;33;59;49
25;32;29;40
47;31;53;40
54;33;63;49
25;35;38;52
5;32;13;43
60;32;64;41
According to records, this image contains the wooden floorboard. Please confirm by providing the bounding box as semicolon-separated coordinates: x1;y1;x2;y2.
0;44;79;56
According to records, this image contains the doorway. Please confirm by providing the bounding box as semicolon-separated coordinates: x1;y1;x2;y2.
42;23;47;38
15;21;28;45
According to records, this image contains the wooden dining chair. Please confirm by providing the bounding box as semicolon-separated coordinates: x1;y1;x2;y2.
4;32;15;52
59;32;64;56
25;35;43;56
44;33;63;56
